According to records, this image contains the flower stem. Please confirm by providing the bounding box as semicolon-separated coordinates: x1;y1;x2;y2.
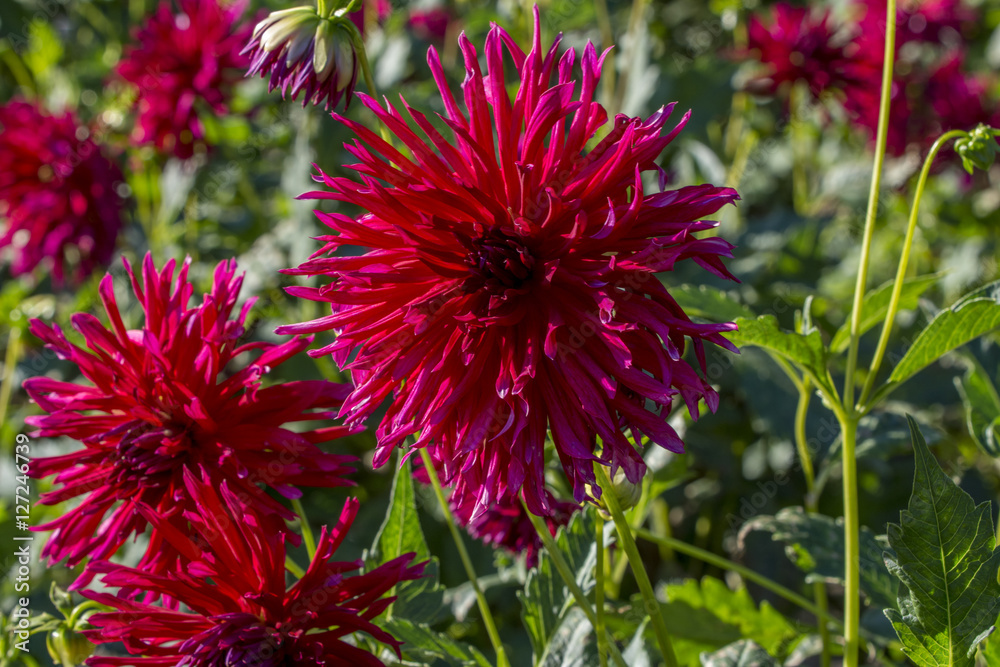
291;497;317;560
857;129;967;410
841;3;895;664
351;33;397;148
594;465;679;667
593;0;615;106
595;515;610;667
0;326;23;435
633;528;842;631
611;0;648;116
419;449;510;667
523;504;628;667
285;555;306;578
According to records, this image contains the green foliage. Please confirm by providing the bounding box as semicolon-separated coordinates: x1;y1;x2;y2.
954;356;1000;457
885;281;1000;390
829;273;941;353
384;618;492;667
884;417;1000;667
369;457;443;623
741;507;896;609
699;640;779;667
669;284;753;323
726;315;835;395
518;507;599;661
657;577;802;665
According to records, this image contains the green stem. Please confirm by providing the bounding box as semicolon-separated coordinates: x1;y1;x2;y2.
794;380;832;667
595;515;609;667
352;34;396;148
633;528;842;631
595;465;679;667
840;4;894;663
523;505;628;667
291;497;317;561
789;82;810;215
317;0;329;18
610;0;648;117
857;129;967;410
419;449;510;667
593;0;615;106
0;327;23;435
843;0;896;413
285;555;306;578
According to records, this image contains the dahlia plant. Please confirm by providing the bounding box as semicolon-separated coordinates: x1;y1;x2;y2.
6;1;1000;667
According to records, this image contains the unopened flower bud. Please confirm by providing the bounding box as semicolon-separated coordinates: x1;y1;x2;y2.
587;467;643;519
955;124;999;174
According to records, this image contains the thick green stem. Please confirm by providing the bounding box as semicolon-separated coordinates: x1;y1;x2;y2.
291;497;317;560
857;129;967;410
839;414;862;667
595;516;609;667
841;4;895;664
0;327;22;434
352;34;396;148
595;466;679;667
789;82;810;215
633;528;842;631
419;450;510;667
285;555;306;578
523;505;628;667
843;0;896;413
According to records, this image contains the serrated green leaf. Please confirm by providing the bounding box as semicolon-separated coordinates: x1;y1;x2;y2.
370;458;443;622
740;507;896;609
669;284;753;323
726;315;834;395
537;607;600;667
884;416;1000;667
954;356;1000;457
659;577;803;664
699;640;778;667
830;273;942;353
518;507;599;660
385;618;491;667
887;281;1000;387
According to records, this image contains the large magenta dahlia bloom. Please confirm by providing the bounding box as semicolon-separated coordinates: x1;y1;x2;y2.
83;472;426;667
0;100;125;285
116;0;251;159
25;253;355;575
278;10;739;517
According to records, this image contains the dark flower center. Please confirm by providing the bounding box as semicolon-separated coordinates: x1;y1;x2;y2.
180;615;298;667
463;230;535;295
108;419;193;490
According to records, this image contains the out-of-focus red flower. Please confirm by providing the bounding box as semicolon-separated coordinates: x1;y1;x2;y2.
745;3;855;98
243;7;360;110
350;0;392;35
116;0;252;159
0;100;124;285
25;254;356;579
409;7;452;42
82;472;426;667
278;8;739;519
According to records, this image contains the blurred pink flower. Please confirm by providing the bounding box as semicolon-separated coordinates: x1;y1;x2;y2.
116;0;252;159
25;254;356;579
0;100;124;285
277;9;739;518
409;7;452;42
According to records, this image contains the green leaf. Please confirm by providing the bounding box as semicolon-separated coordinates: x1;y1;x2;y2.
726;315;834;395
978;621;1000;665
518;507;599;660
385;618;492;667
669;284;753;323
830;273;941;354
954;356;1000;457
884;416;1000;667
886;280;1000;388
537;607;600;667
699;640;779;667
369;458;443;622
657;577;803;664
740;507;897;609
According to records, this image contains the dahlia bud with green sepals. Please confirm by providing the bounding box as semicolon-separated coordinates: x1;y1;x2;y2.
587;468;643;519
955;124;999;174
47;624;95;667
242;4;360;109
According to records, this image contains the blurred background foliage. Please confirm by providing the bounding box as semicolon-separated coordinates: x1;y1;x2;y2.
2;0;1000;664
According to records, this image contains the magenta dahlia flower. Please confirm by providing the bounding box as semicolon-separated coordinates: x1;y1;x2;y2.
243;7;359;109
277;9;739;518
0;100;124;285
745;3;855;98
116;0;251;159
25;253;355;576
408;7;452;42
83;472;426;667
